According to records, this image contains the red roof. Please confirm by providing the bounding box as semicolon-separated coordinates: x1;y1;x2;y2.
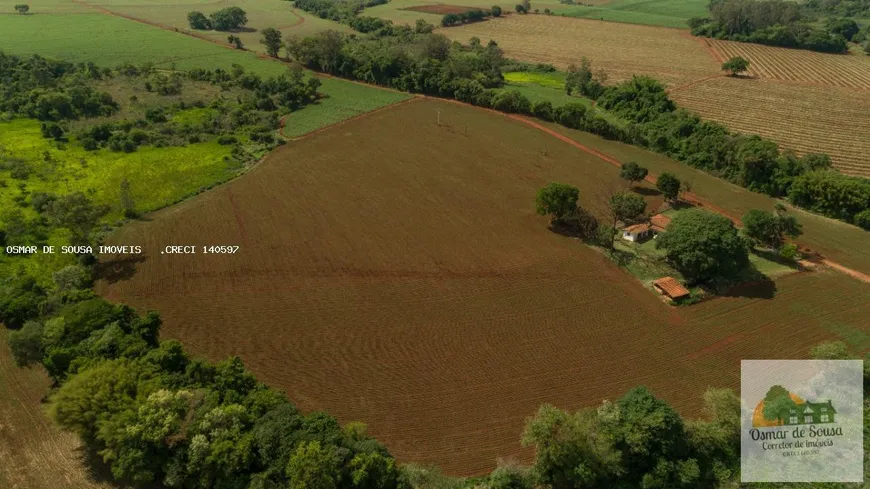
652;277;690;299
650;214;671;232
624;223;651;234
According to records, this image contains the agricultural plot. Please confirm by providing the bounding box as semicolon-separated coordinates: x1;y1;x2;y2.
671;77;870;177
96;99;870;475
545;123;870;274
0;12;410;136
77;0;354;51
439;15;720;86
554;0;709;28
364;0;704;27
709;39;870;90
0;329;124;489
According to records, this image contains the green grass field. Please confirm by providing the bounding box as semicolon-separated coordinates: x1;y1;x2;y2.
553;0;708;29
0;13;289;74
362;0;705;28
0;13;410;136
0;118;239;282
0;119;237;220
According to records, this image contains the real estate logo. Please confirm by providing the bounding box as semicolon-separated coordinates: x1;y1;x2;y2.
741;360;863;483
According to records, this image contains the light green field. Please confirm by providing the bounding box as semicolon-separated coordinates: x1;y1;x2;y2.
80;0;354;52
499;72;626;126
0;13;288;75
362;0;705;28
0;119;237;220
0;13;410;136
553;0;708;29
283;82;411;138
0;118;238;282
504;71;566;88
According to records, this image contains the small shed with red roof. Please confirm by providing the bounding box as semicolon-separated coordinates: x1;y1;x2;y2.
652;277;690;300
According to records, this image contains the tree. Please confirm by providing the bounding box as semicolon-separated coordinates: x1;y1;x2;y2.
522;0;531;12
826;17;859;41
349;452;400;489
522;404;622;488
721;56;749;76
187;11;212;29
119;178;137;218
656;209;749;283
514;4;526;13
535;183;579;223
227;35;244;49
491;5;502;16
810;341;851;360
8;320;43;366
14;4;29;14
608;192;646;226
741;207;802;250
260;27;283;57
414;18;435;33
285;441;340;489
854;209;870;230
43;192;109;245
619;161;648;187
656;172;681;202
210;6;247;31
761;385;796;425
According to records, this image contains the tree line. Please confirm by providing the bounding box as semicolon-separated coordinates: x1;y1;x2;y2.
273;26;869;230
687;0;857;53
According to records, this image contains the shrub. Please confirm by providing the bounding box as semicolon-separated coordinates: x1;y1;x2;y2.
492;5;502;16
854;209;870;230
187;11;212;29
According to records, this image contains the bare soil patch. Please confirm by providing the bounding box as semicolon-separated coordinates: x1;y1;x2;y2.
95;99;870;475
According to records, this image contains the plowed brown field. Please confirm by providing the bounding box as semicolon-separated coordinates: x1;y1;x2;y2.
709;39;870;90
439;16;720;86
95;99;870;475
671;77;870;177
0;329;126;489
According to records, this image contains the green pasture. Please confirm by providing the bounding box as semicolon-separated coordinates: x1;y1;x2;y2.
0;119;237;220
0;13;288;75
0;13;409;136
553;0;708;28
283;80;411;138
363;0;706;28
0;118;239;282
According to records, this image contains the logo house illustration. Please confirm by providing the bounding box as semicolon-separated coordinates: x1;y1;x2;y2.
753;385;837;427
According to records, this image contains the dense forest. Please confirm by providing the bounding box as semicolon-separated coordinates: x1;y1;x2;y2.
687;0;861;53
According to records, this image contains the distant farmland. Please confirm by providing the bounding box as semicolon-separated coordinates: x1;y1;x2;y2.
439;15;720;86
709;39;870;90
96;99;870;475
438;15;870;176
671;78;870;177
0;12;410;138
